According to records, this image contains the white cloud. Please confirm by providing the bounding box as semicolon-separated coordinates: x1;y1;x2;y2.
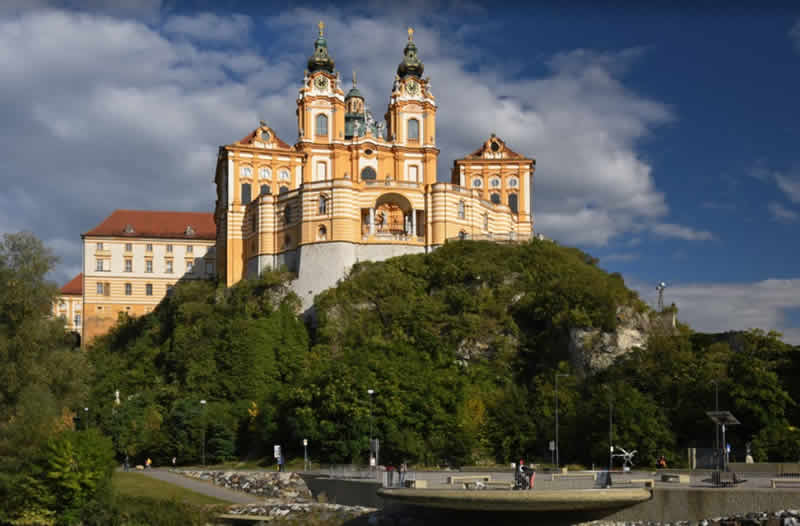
651;223;714;241
162;13;252;42
775;174;800;203
768;202;798;223
629;277;800;345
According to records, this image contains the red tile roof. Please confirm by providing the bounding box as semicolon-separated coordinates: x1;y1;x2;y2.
465;136;526;160
83;210;216;240
61;273;83;295
237;127;294;150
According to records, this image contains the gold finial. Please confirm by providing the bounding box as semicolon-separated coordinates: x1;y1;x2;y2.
318;20;325;36
352;70;357;87
407;27;414;41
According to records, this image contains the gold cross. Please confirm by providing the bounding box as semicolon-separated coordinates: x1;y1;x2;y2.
318;20;325;36
408;27;414;41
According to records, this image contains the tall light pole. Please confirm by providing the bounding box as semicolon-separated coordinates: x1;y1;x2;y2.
367;389;374;468
555;373;569;468
84;407;89;430
200;399;207;467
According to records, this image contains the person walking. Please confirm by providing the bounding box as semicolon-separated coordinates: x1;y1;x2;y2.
172;456;176;468
399;462;407;486
146;457;152;470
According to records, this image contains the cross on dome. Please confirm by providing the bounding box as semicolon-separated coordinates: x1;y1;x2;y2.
407;27;414;41
318;20;325;36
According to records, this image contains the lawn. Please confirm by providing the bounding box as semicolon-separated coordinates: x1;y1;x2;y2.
112;471;230;506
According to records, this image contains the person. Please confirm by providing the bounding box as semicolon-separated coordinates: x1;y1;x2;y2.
399;462;407;486
172;456;176;468
657;455;667;469
124;455;129;472
146;457;152;470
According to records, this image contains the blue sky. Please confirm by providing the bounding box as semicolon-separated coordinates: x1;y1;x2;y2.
1;1;798;342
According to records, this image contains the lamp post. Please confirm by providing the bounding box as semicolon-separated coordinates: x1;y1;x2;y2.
84;407;89;430
200;399;207;467
555;373;569;468
367;389;375;468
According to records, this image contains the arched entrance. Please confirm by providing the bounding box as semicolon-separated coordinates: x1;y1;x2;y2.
363;193;420;238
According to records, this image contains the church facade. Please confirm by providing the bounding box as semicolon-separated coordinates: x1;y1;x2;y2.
213;24;536;307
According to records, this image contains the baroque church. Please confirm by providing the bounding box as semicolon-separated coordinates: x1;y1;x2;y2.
214;23;536;308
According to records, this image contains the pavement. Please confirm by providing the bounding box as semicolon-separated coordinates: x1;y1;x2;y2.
130;468;259;505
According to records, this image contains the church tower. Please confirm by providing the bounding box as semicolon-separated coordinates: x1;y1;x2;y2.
385;28;438;185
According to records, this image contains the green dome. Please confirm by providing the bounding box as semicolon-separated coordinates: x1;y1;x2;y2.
346;86;363;99
397;40;424;78
308;35;335;74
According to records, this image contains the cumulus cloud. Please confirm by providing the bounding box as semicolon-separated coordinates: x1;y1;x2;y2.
0;7;710;285
768;202;798;223
650;223;714;241
629;278;800;345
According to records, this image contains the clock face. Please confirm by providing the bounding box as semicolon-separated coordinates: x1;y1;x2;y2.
314;76;329;90
406;80;419;96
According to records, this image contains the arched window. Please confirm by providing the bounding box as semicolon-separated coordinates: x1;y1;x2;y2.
259;167;271;180
279;185;289;195
407;118;419;140
241;183;252;204
490;177;501;188
458;200;465;219
316;161;327;181
472;177;483;188
490;193;501;205
260;184;270;196
240;166;252;178
278;169;290;181
508;193;519;214
315;113;328;136
361;167;377;181
318;225;327;240
318;195;328;215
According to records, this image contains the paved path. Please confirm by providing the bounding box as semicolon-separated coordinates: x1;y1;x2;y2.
134;468;260;505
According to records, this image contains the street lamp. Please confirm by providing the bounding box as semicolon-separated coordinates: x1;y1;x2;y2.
367;389;375;468
84;407;89;430
200;400;207;467
555;373;569;468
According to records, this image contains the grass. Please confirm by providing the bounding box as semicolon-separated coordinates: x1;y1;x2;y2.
112;471;230;506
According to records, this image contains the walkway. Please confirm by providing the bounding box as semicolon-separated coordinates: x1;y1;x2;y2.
136;468;260;505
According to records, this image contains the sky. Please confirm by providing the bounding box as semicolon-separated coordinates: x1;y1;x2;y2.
1;1;799;343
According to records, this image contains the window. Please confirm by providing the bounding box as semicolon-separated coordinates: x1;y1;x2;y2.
319;195;328;215
125;243;132;252
125;259;132;272
125;283;132;296
260;184;270;196
95;259;104;271
409;165;419;183
315;113;328;136
166;244;173;253
407;118;419;140
508;177;519;188
241;183;252;203
240;166;252;178
472;178;483;188
166;260;173;273
259;167;271;180
96;242;103;250
491;193;501;205
458;200;465;219
145;260;153;273
187;261;194;272
318;225;327;240
145;283;153;296
278;169;290;181
316;161;327;181
186;245;193;254
361;167;377;181
459;230;467;240
96;282;103;294
490;178;501;188
205;262;213;274
146;243;153;252
508;193;519;214
74;313;81;326
283;205;292;224
279;185;289;195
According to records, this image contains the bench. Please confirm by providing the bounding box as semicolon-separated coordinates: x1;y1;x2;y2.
613;478;654;489
484;481;514;489
551;472;597;481
661;473;689;484
771;478;800;488
447;475;492;485
404;479;427;488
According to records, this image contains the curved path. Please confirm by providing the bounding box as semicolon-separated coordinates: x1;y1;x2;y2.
134;468;260;505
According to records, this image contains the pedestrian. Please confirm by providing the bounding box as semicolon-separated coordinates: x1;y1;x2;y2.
657;455;667;469
146;457;152;470
399;462;407;486
172;456;176;468
124;455;129;472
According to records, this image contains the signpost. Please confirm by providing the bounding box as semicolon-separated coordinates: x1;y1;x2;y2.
303;439;308;471
706;411;740;471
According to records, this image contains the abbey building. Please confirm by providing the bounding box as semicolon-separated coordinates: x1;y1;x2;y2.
215;24;536;307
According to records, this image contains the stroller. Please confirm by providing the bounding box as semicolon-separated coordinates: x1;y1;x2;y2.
513;463;536;490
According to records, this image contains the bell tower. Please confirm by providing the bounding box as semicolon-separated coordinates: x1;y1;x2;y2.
385;28;438;185
296;21;345;147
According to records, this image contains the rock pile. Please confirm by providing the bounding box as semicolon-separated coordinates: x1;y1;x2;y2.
178;470;312;499
226;500;375;522
578;509;800;526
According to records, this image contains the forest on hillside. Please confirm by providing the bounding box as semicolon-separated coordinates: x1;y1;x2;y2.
3;232;800;523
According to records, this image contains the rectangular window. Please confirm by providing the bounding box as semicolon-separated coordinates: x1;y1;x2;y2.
187;261;194;272
96;282;103;294
96;242;103;250
166;260;173;273
206;262;213;275
125;243;132;252
241;183;252;204
409;165;419;183
146;243;153;252
104;282;110;296
166;244;173;253
125;259;132;272
125;283;132;296
74;314;81;326
95;259;103;271
145;260;153;273
145;283;153;296
186;245;193;254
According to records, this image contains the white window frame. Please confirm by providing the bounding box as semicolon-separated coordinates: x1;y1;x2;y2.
240;166;252;178
145;260;153;273
125;259;132;272
166;260;173;274
259;167;272;180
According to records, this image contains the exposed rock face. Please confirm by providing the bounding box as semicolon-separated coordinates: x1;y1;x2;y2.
569;306;674;375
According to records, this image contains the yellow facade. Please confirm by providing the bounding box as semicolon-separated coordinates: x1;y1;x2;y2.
53;293;82;336
215;25;536;290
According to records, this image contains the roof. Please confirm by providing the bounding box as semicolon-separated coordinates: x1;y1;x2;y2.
83;210;216;240
464;135;527;160
236;126;293;150
61;273;83;295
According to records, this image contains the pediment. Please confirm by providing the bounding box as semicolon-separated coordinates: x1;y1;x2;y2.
233;122;293;151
